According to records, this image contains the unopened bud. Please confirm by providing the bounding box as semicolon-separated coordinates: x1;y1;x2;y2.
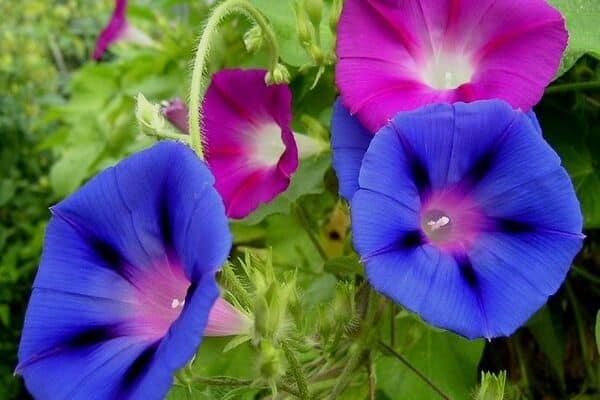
476;371;507;400
305;0;323;30
265;64;291;85
294;0;314;46
329;0;343;33
136;93;162;130
243;25;264;53
258;341;285;381
253;296;270;340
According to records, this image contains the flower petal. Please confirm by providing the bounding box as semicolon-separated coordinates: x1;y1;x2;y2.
336;0;567;131
93;0;128;60
330;99;373;201
18;142;231;399
203;69;298;218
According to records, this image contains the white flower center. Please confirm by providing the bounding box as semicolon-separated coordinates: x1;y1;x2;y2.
426;215;451;232
422;53;474;90
253;122;286;166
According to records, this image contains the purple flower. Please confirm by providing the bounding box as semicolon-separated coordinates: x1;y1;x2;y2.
334;99;583;338
93;0;153;61
163;69;299;219
336;0;568;132
17;142;232;399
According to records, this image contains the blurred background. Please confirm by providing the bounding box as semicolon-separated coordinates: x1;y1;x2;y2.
0;1;599;399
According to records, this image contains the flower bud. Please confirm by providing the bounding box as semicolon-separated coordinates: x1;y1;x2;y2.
305;0;323;31
243;25;264;53
476;371;507;400
265;63;291;85
329;0;343;33
136;93;162;130
293;0;314;46
258;341;285;381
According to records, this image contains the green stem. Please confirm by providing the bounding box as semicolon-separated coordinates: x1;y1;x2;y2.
328;345;367;399
378;341;451;400
513;336;531;393
282;341;311;399
572;265;600;285
545;80;600;94
565;282;596;382
142;129;190;144
293;203;328;262
188;0;280;159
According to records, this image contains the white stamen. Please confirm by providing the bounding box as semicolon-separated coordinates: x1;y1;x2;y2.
427;216;451;231
170;298;185;309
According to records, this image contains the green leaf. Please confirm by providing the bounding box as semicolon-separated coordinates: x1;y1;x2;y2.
548;0;600;78
539;104;600;228
49;144;102;196
377;315;485;400
240;153;331;224
526;307;565;387
0;180;16;207
303;273;337;310
323;255;364;277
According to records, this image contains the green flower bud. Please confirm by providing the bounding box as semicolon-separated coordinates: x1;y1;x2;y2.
136;93;163;130
305;0;323;30
243;25;264;53
329;0;343;33
265;63;291;85
253;296;270;341
476;371;507;400
258;341;285;381
293;0;314;46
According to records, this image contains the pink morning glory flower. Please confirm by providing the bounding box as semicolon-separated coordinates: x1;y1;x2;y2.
162;69;299;219
336;0;568;132
93;0;153;61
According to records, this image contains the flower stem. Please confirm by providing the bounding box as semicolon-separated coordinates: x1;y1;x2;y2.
565;282;596;383
378;341;451;400
292;203;328;262
545;80;600;94
142;129;190;144
188;0;280;160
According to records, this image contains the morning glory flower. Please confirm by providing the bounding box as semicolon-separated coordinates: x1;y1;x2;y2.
336;0;568;132
331;99;543;202
162;69;299;219
17;142;233;399
93;0;154;61
342;100;583;338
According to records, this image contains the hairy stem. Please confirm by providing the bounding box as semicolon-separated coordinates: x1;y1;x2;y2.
188;0;280;159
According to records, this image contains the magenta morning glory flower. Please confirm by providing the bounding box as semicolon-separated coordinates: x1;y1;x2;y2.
336;0;568;132
93;0;153;61
335;100;583;338
17;142;233;399
162;69;299;219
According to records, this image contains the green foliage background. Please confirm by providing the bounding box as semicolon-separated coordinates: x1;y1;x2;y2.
0;0;599;399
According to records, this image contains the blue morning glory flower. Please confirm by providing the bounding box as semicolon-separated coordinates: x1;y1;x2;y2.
16;141;232;399
333;99;583;339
